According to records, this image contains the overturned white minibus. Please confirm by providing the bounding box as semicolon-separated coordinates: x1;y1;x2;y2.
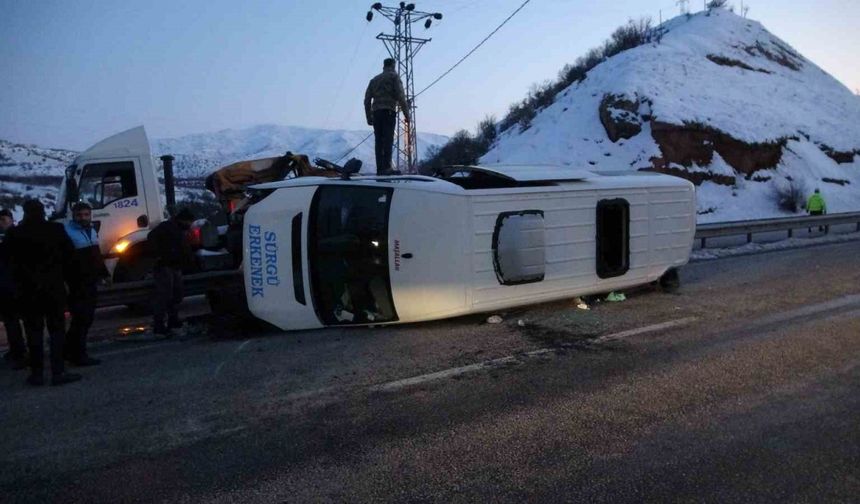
243;166;695;331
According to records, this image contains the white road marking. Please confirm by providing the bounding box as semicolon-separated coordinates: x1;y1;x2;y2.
752;293;860;326
371;317;698;392
590;317;699;344
212;339;252;378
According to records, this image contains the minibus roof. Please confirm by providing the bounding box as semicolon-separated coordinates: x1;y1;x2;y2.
444;164;594;182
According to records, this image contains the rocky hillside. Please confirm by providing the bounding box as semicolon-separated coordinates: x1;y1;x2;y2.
482;8;860;222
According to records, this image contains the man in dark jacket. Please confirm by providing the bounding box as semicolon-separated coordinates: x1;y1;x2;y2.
0;208;26;370
64;202;109;366
364;58;411;174
4;200;81;386
148;208;194;336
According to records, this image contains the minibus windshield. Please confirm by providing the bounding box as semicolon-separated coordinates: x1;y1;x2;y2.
308;185;398;325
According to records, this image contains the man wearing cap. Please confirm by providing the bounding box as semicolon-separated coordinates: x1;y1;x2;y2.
148;208;195;336
64;202;109;366
364;57;411;175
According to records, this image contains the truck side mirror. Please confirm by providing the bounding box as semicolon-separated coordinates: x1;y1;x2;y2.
137;215;149;228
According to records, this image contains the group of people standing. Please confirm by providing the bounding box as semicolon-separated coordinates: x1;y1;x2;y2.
1;199;195;387
1;200;104;386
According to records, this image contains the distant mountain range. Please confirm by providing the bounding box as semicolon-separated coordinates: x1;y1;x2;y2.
1;124;448;178
0;138;77;177
155;124;449;178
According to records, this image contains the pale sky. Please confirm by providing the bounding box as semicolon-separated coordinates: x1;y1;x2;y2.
1;0;858;149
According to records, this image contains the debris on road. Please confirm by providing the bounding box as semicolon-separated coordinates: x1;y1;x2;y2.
115;320;209;342
574;297;590;310
605;292;627;302
486;315;504;324
517;319;526;327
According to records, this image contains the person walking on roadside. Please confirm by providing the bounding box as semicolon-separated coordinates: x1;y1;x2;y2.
0;208;27;370
4;200;80;386
364;58;411;175
806;188;827;232
148;208;195;336
63;202;109;366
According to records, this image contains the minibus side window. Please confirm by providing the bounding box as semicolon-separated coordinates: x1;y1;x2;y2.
596;198;630;278
492;210;546;285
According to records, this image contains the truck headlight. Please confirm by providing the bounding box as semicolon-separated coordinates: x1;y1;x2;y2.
113;239;131;254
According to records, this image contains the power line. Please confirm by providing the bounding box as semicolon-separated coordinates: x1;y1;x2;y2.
323;22;370;130
416;0;532;98
367;3;443;173
335;132;374;163
336;0;532;166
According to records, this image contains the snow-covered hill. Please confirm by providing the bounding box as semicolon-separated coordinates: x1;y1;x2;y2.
0;139;77;177
0;140;77;212
482;8;860;222
0;124;448;215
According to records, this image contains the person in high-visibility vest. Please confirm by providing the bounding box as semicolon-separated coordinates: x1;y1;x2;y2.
806;188;827;232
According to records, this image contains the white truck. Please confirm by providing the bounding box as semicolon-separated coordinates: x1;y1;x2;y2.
243;165;696;331
53;126;177;281
53;126;320;283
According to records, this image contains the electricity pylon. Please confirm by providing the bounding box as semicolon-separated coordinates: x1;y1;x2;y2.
367;2;442;173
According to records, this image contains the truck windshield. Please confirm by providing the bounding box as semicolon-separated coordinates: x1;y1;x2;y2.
308;185;397;325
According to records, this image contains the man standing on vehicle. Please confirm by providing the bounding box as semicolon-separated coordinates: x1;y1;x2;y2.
364;58;411;175
64;202;108;366
806;188;827;232
0;208;26;370
148;208;195;336
4;199;81;386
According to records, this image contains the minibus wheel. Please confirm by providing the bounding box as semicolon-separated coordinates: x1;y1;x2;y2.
659;268;680;293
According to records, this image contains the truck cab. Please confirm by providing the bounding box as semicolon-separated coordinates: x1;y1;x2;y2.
54;126;165;280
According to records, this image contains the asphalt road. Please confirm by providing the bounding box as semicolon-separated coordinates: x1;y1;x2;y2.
0;295;211;349
1;241;859;503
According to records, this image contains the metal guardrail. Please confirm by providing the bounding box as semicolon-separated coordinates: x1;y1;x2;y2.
96;270;242;308
694;211;860;249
